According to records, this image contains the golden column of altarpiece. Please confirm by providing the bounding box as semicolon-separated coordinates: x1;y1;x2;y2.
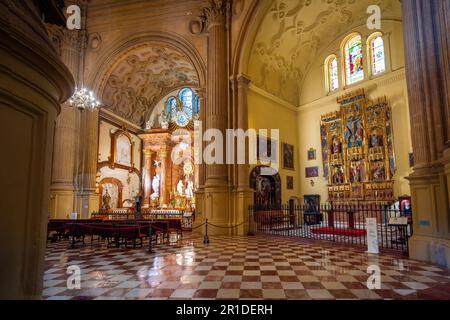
320;89;396;202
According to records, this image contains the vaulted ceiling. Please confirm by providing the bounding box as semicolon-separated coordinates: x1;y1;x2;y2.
101;44;199;127
248;0;402;106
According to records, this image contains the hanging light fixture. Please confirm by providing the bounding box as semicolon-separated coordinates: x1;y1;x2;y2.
68;87;101;111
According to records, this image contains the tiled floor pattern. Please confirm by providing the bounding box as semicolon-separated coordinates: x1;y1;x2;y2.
43;234;450;300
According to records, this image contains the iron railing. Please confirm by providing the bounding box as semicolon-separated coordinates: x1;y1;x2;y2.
248;202;413;254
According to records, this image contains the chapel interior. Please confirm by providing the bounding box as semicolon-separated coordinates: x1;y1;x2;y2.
1;0;450;300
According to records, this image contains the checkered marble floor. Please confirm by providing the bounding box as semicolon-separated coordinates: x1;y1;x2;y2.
43;234;450;300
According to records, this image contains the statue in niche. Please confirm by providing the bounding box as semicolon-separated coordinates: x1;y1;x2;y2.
102;189;111;210
331;136;342;154
350;162;363;183
372;162;386;181
177;180;184;196
185;180;194;199
332;167;345;184
370;128;384;148
151;174;160;200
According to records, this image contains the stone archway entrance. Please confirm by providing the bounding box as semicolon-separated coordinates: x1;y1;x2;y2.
249;166;281;208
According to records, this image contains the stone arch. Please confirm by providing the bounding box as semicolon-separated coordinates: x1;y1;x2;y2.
231;1;272;77
87;31;206;95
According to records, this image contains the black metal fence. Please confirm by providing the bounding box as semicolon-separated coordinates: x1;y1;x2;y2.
248;202;413;254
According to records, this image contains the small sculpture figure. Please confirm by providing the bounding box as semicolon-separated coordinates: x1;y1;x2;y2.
102;189;111;210
177;180;184;196
185;180;194;199
159;110;170;129
151;174;160;200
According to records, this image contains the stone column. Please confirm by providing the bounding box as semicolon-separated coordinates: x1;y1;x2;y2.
0;0;74;299
402;0;450;268
201;0;231;234
236;74;251;190
204;0;229;187
232;74;254;235
77;109;100;217
143;149;153;206
48;27;81;219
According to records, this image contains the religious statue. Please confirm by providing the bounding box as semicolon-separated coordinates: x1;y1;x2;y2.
145;117;155;130
373;162;386;181
370;129;383;148
331;137;341;154
102;189;111;210
151;174;160;200
159;110;170;129
350;163;362;183
185;180;194;199
177;180;184;196
332;167;344;184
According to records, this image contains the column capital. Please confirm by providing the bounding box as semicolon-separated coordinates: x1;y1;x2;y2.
202;0;230;28
196;87;206;99
236;74;251;88
144;149;154;157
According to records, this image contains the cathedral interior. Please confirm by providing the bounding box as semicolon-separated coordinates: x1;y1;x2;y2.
1;0;450;301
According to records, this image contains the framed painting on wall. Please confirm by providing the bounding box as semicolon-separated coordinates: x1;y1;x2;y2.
305;166;319;178
286;176;294;190
282;143;294;170
307;148;316;161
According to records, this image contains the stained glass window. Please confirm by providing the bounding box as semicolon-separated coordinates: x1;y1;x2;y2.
167;97;177;114
166;88;199;120
179;88;193;117
370;34;386;75
327;56;339;92
344;35;364;85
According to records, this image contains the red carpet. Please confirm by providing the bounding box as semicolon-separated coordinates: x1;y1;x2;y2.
311;227;367;237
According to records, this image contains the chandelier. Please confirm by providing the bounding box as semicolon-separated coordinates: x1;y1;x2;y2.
68;87;101;111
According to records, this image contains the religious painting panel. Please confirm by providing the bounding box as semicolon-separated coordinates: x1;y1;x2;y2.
282;143;294;170
305;166;319;178
320;90;396;202
307;148;316;161
286;176;294;190
115;133;132;166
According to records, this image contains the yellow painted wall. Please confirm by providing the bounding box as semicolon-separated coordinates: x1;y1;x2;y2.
297;21;412;202
248;87;301;204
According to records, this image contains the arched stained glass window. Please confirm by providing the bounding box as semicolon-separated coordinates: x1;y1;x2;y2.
166;88;199;120
369;33;386;75
179;88;193;117
167;96;177;114
325;55;339;92
344;34;364;85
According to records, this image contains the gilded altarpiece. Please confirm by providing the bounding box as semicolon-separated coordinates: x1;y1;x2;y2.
321;90;396;202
